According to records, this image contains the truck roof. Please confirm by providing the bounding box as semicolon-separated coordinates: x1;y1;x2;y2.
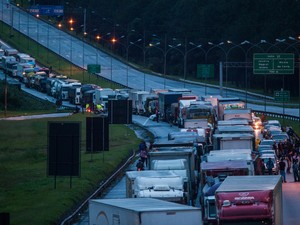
201;160;249;171
216;175;281;192
223;108;251;114
216;125;254;133
218;120;249;126
90;198;198;212
213;133;254;139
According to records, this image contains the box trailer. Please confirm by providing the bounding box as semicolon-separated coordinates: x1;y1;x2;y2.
215;175;282;225
89;198;201;225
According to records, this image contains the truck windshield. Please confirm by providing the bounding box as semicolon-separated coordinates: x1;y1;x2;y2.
221;220;271;225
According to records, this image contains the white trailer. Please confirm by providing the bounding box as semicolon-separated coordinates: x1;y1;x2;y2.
89;198;201;225
223;108;252;123
213;133;255;150
125;170;187;198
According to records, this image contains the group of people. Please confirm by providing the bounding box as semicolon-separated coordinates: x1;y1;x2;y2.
136;140;153;171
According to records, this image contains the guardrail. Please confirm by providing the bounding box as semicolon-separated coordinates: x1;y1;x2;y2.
253;110;300;123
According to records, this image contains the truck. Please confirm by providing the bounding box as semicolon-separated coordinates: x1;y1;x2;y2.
16;63;34;81
199;160;250;225
133;175;186;204
136;91;156;115
214;125;254;135
89;198;202;225
216;97;245;121
68;86;82;105
223;108;252;123
217;119;249;127
94;88;116;110
212;133;255;150
158;92;182;121
215;175;282;225
125;170;187;198
147;148;198;205
128;90;143;114
1;55;15;71
204;150;255;176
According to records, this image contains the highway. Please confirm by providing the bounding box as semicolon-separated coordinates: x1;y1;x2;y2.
1;1;299;119
1;2;300;225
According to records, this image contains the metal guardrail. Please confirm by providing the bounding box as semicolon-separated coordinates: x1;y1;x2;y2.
253;110;300;123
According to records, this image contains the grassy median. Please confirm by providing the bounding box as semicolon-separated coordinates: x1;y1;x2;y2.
0;113;141;225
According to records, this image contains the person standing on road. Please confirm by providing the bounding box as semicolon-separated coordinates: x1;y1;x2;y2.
292;160;299;182
155;108;159;123
266;158;274;175
279;158;287;183
139;140;148;167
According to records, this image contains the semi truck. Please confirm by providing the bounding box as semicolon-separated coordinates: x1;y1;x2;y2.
133;175;186;203
200;160;250;225
158;92;183;121
223;108;252;123
147;148;198;205
212;133;255;150
216;97;245;121
215;175;282;225
89;198;202;225
204;149;255;176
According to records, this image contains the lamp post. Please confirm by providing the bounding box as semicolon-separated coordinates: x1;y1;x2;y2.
241;40;265;107
149;35;181;89
287;36;300;130
126;39;142;87
169;39;202;88
207;42;226;96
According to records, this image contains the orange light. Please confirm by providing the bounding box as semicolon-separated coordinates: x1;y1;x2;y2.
58;23;62;28
70;27;74;31
96;35;100;40
111;38;117;43
69;19;74;24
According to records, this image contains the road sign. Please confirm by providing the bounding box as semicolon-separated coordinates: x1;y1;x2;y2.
197;64;214;78
274;90;290;102
87;64;101;73
253;53;294;74
28;5;64;16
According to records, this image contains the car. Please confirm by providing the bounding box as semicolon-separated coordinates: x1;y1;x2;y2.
267;120;281;128
257;144;274;153
259;149;276;156
259;139;275;146
271;132;289;143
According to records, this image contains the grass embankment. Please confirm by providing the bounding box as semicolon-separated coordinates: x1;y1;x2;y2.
0;113;142;225
0;21;143;225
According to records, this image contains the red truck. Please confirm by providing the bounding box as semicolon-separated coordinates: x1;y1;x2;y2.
200;160;250;225
215;175;282;225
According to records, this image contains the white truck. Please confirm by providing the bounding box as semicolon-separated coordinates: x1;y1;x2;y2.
147;148;198;205
214;125;254;135
136;91;156;115
215;175;282;225
212;133;255;150
94;88;116;110
223;108;252;123
216;97;245;121
89;198;201;225
16;63;34;81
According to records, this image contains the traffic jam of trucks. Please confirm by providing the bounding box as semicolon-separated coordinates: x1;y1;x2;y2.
2;46;296;225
